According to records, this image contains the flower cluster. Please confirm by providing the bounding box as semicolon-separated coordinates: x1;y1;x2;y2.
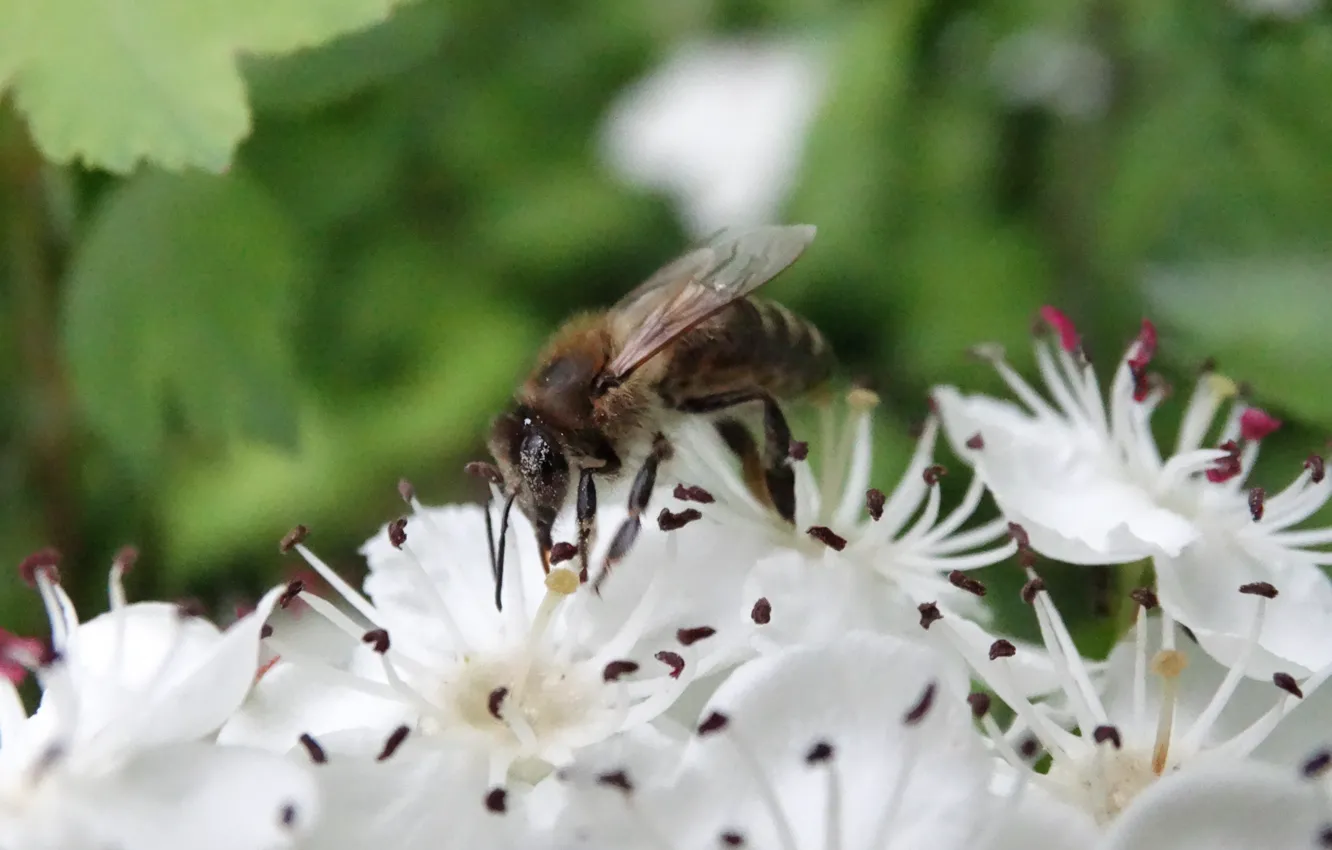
6;306;1332;850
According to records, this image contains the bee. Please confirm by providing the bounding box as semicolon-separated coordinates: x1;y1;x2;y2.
475;225;834;605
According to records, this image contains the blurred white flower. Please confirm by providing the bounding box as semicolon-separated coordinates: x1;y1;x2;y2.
666;391;1019;658
600;38;826;238
549;633;994;850
934;306;1332;675
988;29;1112;121
929;565;1331;835
0;549;318;850
224;495;766;849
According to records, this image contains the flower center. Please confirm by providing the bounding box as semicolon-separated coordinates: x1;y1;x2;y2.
444;649;603;749
1046;745;1178;824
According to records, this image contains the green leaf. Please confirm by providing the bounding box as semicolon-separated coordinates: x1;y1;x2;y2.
62;170;303;466
0;0;416;172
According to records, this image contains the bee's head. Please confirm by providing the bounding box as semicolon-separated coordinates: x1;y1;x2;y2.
487;406;570;562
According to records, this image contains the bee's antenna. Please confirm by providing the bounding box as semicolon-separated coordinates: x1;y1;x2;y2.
493;492;517;612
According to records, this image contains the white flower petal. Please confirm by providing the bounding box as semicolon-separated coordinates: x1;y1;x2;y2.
1099;762;1325;850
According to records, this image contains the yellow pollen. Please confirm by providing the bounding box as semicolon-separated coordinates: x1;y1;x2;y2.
545;568;579;595
847;388;880;410
1202;373;1238;400
1150;649;1188;679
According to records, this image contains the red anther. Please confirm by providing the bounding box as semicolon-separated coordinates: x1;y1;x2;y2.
18;548;60;587
865;489;885;521
113;545;139;573
1240;408;1282;442
923;464;947;485
673;484;715;504
397;478;417;502
965;433;984;450
603;660;639;682
1128;319;1157;370
698;711;729;735
279;526;309;553
989;639;1017;660
388;518;408;549
902;682;937;725
1307;454;1326;484
1248;488;1266;522
488;687;508;719
807;526;847;551
1206;441;1242;484
788;440;809;461
917;602;942;630
1039;306;1081;353
655;651;685;679
549;542;577;565
750;597;772;625
676;626;716;646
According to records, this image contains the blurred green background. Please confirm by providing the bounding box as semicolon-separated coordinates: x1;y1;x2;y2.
2;0;1330;647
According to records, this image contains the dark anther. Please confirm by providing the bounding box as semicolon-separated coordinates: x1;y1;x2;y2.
698;711;729;735
673;484;716;504
989;639;1017;660
1307;454;1326;484
1206;440;1242;483
18;548;61;587
1248;488;1265;522
967;692;991;719
113;545;139;572
923;464;947;485
1018;736;1041;760
260;624;274;639
1274;672;1304;699
278;580;304;609
362;629;390;654
175;598;207;618
655;650;685;679
677;626;717;646
488;686;509;719
1020;575;1046;605
597;770;634;794
1092;725;1122;749
917;602;942;630
789;440;809;461
721;833;745;847
658;507;703;531
377;725;410;761
603;660;640;682
464;462;503;487
965;433;984;450
948;570;986;597
865;488;885;521
1006;523;1030;548
1240;582;1279;599
549;542;577;565
1318;825;1332;848
298;733;327;764
279;526;309;554
280;804;298;828
388;518;408;548
1130;587;1159;610
805;741;834;764
397;478;417;502
903;681;938;725
484;787;508;814
806;526;848;551
1303;750;1332;779
751;597;772;625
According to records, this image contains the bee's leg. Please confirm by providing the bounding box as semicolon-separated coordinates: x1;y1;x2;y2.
676;391;797;524
592;434;673;593
715;418;774;511
576;467;597;583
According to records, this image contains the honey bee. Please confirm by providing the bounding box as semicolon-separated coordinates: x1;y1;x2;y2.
475;225;834;605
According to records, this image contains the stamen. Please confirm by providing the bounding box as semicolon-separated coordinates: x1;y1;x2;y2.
677;627;717;646
702;720;799;850
948;571;987;597
698;712;729;735
109;545;137;609
388;518;408;548
488;687;508;720
1239;408;1282;442
484;788;508;813
865;488;885;521
655;651;685;678
903;681;937;724
658;508;702;531
18;548;61;587
751;598;772;625
673;484;716;504
603;660;640;682
967;692;991;719
1092;726;1123;749
965;433;984;450
298;733;328;764
1039;306;1081;353
1303;750;1332;779
550;543;577;565
917;602;942;630
377;725;411;761
1273;672;1304;699
278;580;304;609
1020;576;1046;604
806;526;848;551
597;770;634;794
788;440;809;461
721;832;745;846
1150;649;1188;774
361;629;390;654
1308;455;1327;484
1248;488;1266;522
805;741;840;850
989;640;1016;660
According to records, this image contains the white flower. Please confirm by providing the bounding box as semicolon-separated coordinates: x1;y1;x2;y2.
928;562;1332;834
934;306;1332;674
665;390;1019;654
0;548;318;850
599;37;826;237
549;632;994;850
224;491;766;849
988;29;1112;120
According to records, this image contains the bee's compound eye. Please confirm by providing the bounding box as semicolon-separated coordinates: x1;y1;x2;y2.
520;431;567;490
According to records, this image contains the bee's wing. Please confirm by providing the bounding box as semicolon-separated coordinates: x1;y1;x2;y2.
604;224;816;381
